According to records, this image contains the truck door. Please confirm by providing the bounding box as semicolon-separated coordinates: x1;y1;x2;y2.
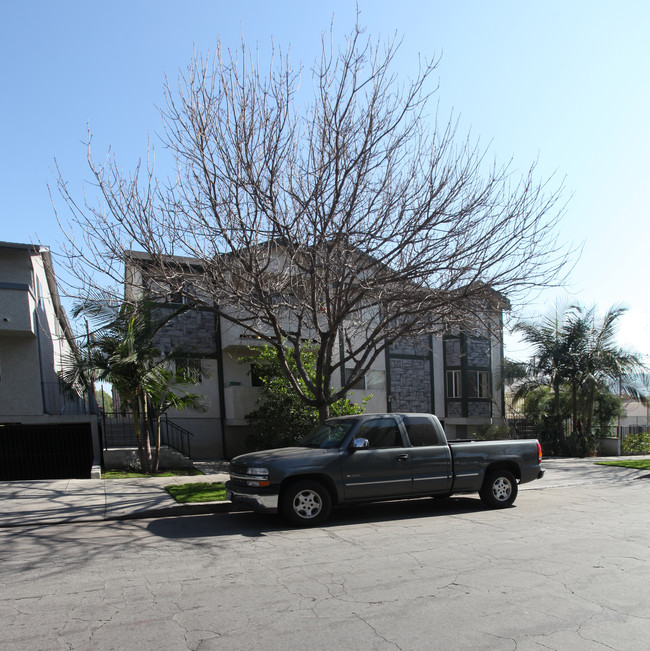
340;416;413;500
402;415;453;494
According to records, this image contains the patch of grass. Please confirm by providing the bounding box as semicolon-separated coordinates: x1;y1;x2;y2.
166;482;227;503
103;468;204;479
596;459;650;470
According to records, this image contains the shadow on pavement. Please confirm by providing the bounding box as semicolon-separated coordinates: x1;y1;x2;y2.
146;495;498;539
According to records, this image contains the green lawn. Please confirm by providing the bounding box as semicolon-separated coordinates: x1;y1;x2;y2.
165;482;227;503
596;459;650;470
103;468;204;479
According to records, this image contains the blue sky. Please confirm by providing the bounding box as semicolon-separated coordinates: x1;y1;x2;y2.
2;1;649;360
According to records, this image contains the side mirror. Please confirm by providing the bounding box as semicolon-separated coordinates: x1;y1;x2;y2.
351;437;369;450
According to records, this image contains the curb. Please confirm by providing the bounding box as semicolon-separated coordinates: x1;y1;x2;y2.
0;501;234;529
520;473;650;491
109;500;233;521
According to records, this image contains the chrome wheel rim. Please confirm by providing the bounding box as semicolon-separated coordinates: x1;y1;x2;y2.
293;489;322;519
492;477;512;502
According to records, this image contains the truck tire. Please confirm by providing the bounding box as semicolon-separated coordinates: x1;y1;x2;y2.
480;469;518;508
280;480;332;526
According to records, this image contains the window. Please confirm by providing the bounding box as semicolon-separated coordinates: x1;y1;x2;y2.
365;370;386;390
344;368;365;390
469;371;490;398
356;418;403;448
164;281;195;305
403;415;441;446
344;368;386;391
446;370;461;398
300;419;357;449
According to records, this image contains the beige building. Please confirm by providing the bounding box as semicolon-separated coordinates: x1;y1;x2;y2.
126;252;508;459
0;242;100;479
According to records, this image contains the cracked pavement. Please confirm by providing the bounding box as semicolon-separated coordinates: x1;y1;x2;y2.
1;479;649;650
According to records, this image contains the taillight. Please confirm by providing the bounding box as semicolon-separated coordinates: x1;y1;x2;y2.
537;442;543;464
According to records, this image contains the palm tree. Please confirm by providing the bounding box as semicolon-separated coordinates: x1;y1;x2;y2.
513;303;576;448
146;368;208;473
513;302;648;454
564;305;647;438
60;293;204;473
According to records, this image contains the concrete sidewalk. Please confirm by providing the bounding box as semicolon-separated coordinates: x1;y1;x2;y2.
0;457;647;528
0;461;231;528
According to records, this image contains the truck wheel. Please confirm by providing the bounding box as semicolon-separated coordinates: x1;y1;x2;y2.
480;470;518;508
280;480;332;526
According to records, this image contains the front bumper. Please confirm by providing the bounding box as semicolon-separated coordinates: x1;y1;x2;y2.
225;482;279;513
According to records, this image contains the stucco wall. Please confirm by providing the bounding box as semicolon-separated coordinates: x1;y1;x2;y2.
0;338;43;415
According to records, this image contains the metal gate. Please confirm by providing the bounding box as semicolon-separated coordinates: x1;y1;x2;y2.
0;423;94;480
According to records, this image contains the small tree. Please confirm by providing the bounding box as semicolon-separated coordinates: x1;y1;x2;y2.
245;344;368;449
60;294;206;473
146;368;208;472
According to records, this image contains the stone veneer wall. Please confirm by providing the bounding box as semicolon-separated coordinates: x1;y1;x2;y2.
388;357;432;413
466;337;490;367
447;402;463;417
444;338;461;366
389;335;431;357
468;401;491;417
152;307;217;355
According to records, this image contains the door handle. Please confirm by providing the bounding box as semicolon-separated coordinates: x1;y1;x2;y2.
396;454;409;462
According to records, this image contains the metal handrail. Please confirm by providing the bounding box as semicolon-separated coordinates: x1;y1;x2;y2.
158;414;193;458
100;412;193;458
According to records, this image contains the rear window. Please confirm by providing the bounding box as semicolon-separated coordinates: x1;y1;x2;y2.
403;416;441;446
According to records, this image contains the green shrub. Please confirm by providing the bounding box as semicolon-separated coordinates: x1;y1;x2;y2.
472;424;513;440
244;344;369;450
622;432;650;455
566;430;600;457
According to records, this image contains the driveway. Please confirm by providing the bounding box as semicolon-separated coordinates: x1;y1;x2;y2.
524;456;650;489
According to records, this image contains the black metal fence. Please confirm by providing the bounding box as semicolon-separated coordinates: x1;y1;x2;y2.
100;412;193;458
0;422;94;480
507;418;650;455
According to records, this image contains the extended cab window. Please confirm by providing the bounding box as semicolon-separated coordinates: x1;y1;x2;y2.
356;418;403;448
403;416;442;446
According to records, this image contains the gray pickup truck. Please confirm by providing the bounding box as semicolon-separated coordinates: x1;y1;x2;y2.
226;413;544;525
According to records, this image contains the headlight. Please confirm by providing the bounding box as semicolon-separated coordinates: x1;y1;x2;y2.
245;467;270;487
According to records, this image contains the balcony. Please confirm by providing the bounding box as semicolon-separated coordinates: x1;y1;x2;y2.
221;320;269;354
0;286;35;337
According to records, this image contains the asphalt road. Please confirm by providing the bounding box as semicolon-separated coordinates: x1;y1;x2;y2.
1;479;648;650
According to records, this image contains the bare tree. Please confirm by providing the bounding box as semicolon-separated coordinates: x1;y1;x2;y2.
53;22;570;421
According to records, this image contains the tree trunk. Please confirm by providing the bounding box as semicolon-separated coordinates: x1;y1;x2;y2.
571;384;578;433
141;396;153;474
318;402;330;423
133;401;148;474
553;376;565;447
152;416;161;474
585;384;596;439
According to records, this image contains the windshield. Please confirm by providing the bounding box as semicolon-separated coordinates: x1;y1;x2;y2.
299;419;357;449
